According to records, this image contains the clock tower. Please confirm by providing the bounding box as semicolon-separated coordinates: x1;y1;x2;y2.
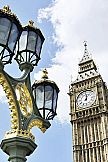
69;42;108;162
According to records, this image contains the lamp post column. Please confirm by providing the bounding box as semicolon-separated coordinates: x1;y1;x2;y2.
1;137;37;162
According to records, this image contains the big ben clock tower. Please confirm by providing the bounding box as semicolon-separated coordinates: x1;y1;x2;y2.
69;42;108;162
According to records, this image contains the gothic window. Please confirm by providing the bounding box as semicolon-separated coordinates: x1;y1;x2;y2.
85;125;88;143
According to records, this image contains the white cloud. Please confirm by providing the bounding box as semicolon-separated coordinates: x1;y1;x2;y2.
37;0;108;122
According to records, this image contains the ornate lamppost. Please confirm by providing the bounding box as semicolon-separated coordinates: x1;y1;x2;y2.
0;6;59;162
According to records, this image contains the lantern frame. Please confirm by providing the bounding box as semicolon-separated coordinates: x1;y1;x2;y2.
15;21;45;68
0;6;22;65
32;71;59;120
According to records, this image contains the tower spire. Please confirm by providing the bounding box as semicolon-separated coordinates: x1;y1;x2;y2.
79;41;92;64
77;42;98;75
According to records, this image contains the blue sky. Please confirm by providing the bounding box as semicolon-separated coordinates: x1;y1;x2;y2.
0;0;108;162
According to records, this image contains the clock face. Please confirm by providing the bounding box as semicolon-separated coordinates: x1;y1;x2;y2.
15;83;33;117
77;90;96;108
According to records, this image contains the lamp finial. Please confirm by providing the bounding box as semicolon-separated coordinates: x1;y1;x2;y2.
42;68;48;79
3;5;11;13
28;20;34;27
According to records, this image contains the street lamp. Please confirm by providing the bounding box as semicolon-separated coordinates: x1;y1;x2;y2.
32;69;59;120
0;6;59;162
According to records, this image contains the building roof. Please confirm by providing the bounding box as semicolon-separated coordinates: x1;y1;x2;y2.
79;41;92;64
72;42;100;84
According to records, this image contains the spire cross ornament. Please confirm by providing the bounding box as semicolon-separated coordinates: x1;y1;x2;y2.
84;41;87;51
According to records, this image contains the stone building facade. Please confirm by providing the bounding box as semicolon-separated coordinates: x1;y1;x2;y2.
69;43;108;162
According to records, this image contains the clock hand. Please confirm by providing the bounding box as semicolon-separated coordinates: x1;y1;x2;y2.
85;93;87;101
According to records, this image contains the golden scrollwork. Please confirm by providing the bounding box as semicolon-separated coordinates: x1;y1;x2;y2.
0;73;19;130
5;129;35;142
0;73;48;140
15;83;33;117
27;119;47;133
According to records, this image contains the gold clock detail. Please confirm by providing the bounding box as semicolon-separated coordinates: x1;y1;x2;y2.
15;83;33;117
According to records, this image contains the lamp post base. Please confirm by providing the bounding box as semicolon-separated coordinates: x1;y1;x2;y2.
1;137;37;162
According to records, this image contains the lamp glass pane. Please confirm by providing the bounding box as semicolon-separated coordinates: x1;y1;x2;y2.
45;109;51;119
53;89;58;111
0;46;3;54
36;36;41;57
26;51;30;62
19;31;27;51
45;85;53;109
30;53;37;65
21;52;26;62
0;18;11;45
8;23;19;52
2;49;10;63
36;85;44;108
27;31;37;52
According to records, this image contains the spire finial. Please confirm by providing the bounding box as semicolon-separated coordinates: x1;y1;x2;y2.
83;41;87;51
42;68;48;79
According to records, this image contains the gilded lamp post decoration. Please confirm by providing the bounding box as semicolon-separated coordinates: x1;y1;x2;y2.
0;6;59;162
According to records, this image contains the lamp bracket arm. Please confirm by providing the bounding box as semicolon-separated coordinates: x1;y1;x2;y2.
14;62;34;82
15;68;31;82
23;115;51;132
4;68;31;84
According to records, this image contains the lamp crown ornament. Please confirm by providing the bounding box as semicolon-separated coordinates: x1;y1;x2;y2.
42;68;48;79
2;5;11;13
28;20;34;27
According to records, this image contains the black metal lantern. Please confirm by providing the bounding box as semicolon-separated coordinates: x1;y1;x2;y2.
15;20;45;69
0;6;22;65
32;69;59;120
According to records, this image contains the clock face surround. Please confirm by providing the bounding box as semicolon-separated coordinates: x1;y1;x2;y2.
77;90;96;108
